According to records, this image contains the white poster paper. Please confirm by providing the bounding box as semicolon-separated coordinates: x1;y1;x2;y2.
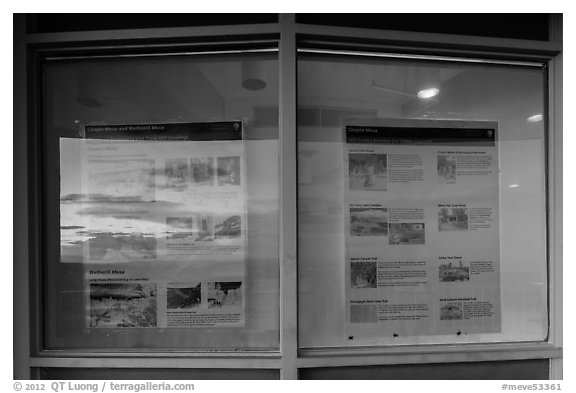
344;118;501;340
60;122;246;328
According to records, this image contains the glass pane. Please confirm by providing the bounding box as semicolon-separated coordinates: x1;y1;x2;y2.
298;53;547;348
44;52;279;350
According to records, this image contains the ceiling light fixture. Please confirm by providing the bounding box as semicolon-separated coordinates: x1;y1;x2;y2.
241;60;266;91
417;87;440;99
527;114;543;123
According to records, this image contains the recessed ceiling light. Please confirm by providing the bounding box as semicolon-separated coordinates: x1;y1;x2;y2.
242;78;266;91
242;61;266;91
527;114;543;122
417;88;439;99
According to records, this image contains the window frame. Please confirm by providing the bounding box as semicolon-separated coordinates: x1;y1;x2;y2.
13;13;562;380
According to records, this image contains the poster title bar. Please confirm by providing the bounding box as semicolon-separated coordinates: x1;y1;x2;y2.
346;126;496;146
84;121;243;141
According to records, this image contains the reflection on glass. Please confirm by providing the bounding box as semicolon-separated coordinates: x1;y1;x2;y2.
47;53;279;350
298;54;547;348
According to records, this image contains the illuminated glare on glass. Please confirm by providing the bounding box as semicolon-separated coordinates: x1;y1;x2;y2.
527;114;543;122
508;184;520;188
417;87;440;99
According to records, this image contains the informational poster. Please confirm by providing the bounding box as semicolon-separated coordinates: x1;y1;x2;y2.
60;122;246;328
344;118;501;339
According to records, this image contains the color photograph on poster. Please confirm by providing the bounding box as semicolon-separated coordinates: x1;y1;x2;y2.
349;205;388;237
350;261;378;289
89;282;157;328
349;153;387;191
167;284;202;310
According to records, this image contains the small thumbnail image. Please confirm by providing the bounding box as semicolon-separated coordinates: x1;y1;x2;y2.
214;215;241;238
207;282;242;309
440;302;463;320
167;283;202;310
349;153;387;191
166;217;194;239
190;157;214;186
88;233;157;261
439;261;470;282
350;304;378;323
389;223;425;245
350;207;388;236
165;158;188;188
438;207;468;231
438;154;456;183
193;214;214;241
350;261;377;289
89;283;157;328
217;156;241;186
88;159;156;202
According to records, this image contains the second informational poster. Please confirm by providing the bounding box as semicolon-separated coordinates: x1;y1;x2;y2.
60;122;246;329
344;118;501;339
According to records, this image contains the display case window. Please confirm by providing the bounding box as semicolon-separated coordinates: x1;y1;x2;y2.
44;52;280;350
297;53;547;348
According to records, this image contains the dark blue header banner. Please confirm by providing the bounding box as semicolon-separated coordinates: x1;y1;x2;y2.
84;121;243;141
345;125;496;146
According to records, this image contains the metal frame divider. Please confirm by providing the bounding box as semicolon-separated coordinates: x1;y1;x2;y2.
13;13;562;380
278;13;299;380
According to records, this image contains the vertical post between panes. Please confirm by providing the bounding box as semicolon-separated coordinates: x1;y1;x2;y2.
279;13;298;380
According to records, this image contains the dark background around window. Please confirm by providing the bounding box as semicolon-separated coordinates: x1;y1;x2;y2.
298;359;549;380
25;13;552;42
25;14;279;34
297;14;551;41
